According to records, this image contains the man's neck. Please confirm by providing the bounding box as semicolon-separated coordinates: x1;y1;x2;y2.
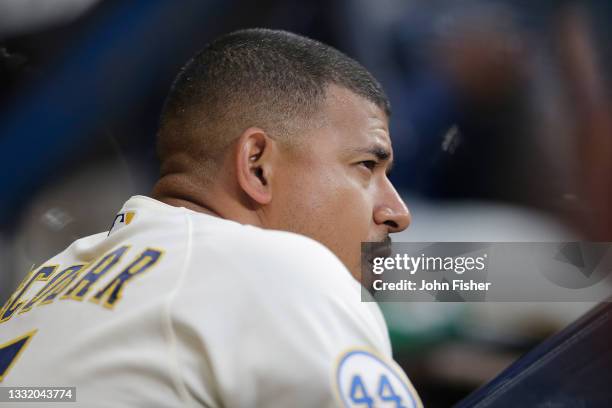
151;179;265;228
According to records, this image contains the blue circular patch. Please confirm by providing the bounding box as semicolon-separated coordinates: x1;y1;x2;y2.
335;349;420;408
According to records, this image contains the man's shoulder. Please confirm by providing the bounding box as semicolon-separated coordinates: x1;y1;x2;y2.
188;216;356;292
238;226;339;264
177;214;391;357
192;216;338;263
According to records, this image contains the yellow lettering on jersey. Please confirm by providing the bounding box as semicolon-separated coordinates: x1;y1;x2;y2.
0;268;42;317
38;265;86;306
61;246;129;302
18;264;86;314
90;248;163;309
0;329;37;382
0;267;56;323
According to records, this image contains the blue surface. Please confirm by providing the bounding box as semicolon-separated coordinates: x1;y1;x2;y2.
456;301;612;407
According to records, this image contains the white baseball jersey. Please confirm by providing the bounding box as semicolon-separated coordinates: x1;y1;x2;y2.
0;195;422;407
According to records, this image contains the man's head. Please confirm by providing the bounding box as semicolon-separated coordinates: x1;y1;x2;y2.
154;28;410;279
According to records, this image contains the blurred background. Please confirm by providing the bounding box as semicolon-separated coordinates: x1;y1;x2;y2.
1;0;611;406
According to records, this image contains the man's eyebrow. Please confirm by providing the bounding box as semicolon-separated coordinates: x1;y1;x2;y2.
350;145;390;159
350;145;394;175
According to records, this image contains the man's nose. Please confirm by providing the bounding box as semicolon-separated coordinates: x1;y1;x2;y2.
373;184;411;233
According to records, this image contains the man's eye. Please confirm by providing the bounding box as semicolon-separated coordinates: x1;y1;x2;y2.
359;160;378;171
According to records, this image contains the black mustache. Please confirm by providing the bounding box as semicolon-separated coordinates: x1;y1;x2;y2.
366;236;392;261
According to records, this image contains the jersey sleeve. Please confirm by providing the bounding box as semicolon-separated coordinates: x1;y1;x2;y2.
169;226;421;408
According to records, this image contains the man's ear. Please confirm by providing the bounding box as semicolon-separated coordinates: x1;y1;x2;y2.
235;127;276;205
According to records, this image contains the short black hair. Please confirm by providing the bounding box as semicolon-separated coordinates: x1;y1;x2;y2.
157;28;390;177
